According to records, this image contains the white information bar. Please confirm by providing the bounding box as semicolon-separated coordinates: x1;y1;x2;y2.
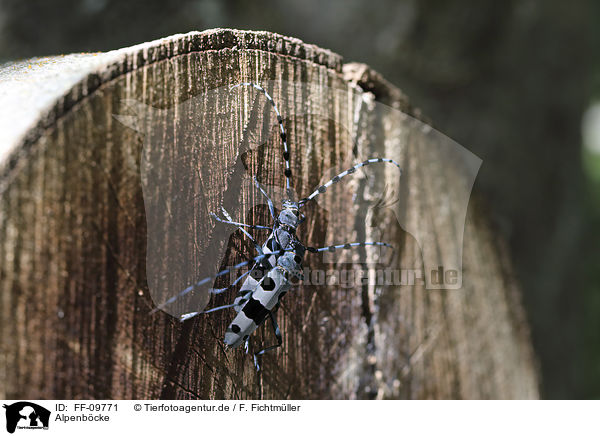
0;400;595;436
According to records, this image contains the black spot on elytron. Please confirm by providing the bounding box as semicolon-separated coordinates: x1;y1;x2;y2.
250;265;266;280
318;186;327;193
243;335;249;341
344;243;352;249
328;246;336;252
242;297;270;324
283;151;290;161
348;167;356;174
280;132;287;143
285;168;292;177
332;175;340;183
231;324;241;334
267;238;279;251
294;255;302;263
262;276;276;291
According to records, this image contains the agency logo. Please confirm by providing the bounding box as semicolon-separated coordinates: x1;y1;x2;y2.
2;402;50;433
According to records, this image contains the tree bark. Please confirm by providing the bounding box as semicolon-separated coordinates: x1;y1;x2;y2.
0;29;539;399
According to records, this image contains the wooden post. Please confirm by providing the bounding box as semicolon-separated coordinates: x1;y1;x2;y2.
0;29;539;399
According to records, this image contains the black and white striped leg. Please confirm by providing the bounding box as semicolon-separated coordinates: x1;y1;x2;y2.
306;241;393;253
220;206;264;256
231;83;293;197
210;212;271;231
253;311;283;371
149;248;294;315
253;176;277;219
181;274;249;319
299;158;402;206
180;303;239;322
209;269;252;295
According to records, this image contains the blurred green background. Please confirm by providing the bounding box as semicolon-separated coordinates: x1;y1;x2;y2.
0;0;597;399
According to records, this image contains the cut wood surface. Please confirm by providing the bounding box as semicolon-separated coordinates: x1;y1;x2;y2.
0;29;539;399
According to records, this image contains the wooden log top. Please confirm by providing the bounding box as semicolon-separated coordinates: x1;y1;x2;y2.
0;29;346;183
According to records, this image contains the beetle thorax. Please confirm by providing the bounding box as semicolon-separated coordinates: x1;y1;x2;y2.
277;200;303;230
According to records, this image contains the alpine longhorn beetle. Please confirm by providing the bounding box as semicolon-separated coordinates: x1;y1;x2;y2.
151;82;402;369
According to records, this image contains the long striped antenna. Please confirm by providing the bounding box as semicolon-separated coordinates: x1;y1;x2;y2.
149;248;294;315
231;82;293;198
299;158;401;206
